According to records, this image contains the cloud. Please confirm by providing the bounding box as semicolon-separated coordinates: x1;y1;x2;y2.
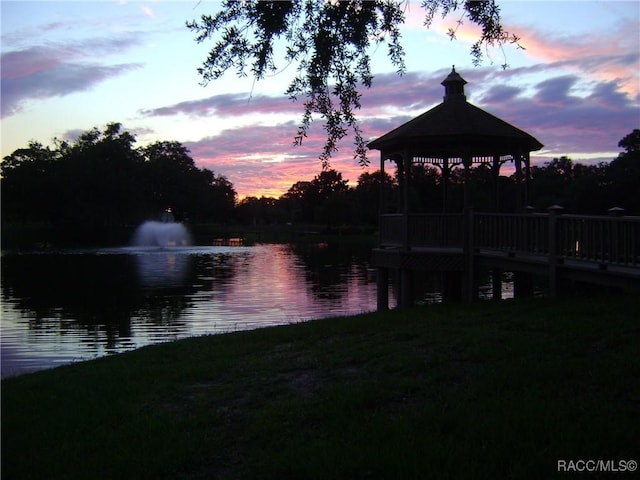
470;68;637;159
1;57;142;117
1;33;145;118
140;70;448;122
532;75;580;107
354;60;636;161
141;5;155;18
359;70;444;114
504;20;640;99
140;91;301;118
181;119;376;198
479;84;521;104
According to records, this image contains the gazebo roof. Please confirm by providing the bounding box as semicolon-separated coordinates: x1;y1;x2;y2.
368;67;543;157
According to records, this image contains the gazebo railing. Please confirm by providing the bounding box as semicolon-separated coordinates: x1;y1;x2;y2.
379;212;640;266
378;214;403;246
409;213;465;247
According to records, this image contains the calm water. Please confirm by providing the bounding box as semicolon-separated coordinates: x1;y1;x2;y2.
1;242;394;378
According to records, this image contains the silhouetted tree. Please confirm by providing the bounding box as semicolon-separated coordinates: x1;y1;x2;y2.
565;162;608;214
281;180;314;223
55;123;144;228
529;156;575;211
142;140;236;222
1;142;59;224
617;129;640;153
309;169;351;226
205;172;237;222
188;0;520;165
279;169;351;225
352;170;397;224
406;164;442;213
311;169;350;199
605;129;640;214
236;196;285;224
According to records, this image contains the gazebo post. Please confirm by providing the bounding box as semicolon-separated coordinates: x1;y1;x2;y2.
376;150;390;310
376;266;389;311
400;149;414;308
462;149;476;302
442;157;449;214
395;156;404;214
402;149;411;251
492;154;501;211
514;152;523;212
523;151;531;209
463;150;471;212
379;151;386;215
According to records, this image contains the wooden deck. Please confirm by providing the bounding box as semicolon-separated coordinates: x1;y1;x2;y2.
373;210;640;308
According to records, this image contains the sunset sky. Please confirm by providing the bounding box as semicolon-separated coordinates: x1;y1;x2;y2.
2;0;639;199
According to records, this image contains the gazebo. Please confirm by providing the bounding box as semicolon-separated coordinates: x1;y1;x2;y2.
368;67;544;308
368;66;543;213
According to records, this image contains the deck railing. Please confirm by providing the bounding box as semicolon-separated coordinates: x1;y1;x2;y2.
474;213;549;255
555;215;639;265
379;211;640;267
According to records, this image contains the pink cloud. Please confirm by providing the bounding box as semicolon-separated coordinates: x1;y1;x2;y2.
1;35;145;118
183;120;377;199
1;47;71;80
504;21;639;99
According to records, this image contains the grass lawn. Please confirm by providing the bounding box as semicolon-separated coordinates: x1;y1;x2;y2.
2;294;639;479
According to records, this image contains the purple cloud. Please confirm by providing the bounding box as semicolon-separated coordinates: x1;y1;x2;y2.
359;70;444;113
140;70;447;121
480;85;522;104
481;74;637;157
140;91;300;118
1;60;142;118
1;33;145;118
532;75;581;107
360;64;637;161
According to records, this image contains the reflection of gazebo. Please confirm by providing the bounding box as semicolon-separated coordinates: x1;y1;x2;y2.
368;67;544;308
368;67;543;213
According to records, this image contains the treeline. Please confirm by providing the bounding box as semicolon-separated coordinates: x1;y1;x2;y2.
2;125;638;239
528;131;639;214
1;123;236;228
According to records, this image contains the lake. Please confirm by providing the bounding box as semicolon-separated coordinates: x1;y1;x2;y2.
1;242;396;378
1;235;520;379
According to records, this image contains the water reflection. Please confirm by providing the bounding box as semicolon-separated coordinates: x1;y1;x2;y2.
1;243;387;378
132;249;192;289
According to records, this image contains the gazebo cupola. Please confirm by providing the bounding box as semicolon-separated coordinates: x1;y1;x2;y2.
367;66;544;213
441;66;467;102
